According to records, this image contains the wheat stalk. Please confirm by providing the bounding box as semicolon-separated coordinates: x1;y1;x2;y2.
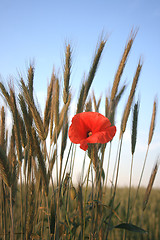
77;184;84;238
25;180;35;240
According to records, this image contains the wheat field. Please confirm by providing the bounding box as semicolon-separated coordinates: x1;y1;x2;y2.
0;30;159;240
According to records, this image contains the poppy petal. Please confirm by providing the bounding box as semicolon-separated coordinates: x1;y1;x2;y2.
80;140;89;151
87;126;116;144
68;113;90;143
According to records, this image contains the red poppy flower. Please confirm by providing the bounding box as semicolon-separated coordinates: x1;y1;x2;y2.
68;112;116;151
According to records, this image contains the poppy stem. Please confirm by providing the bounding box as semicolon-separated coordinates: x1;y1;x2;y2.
105;134;123;239
84;157;92;240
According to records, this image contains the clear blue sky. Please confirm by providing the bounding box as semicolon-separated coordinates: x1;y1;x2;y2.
0;0;160;187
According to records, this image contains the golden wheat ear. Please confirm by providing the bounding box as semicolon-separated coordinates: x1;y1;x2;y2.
111;29;137;101
143;161;159;211
43;75;54;137
120;60;142;138
32;128;48;196
63;43;72;104
0;145;11;187
77;40;106;114
85;97;92;112
92;91;102;112
54;77;60;128
51;94;71;145
10;87;23;165
76;82;85;114
21;78;47;141
0;106;6;151
27;64;34;100
83;40;106;103
148;99;157;146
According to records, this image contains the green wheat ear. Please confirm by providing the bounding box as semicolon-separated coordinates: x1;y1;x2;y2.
131;100;139;155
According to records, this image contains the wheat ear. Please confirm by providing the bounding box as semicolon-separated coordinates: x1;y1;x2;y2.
0;82;11;107
76;82;85;114
111;29;137;101
0;106;6;150
10;87;22;165
85;98;92;112
43;76;54;136
0;146;11;187
63;44;72;104
131;100;139;155
21;78;46;140
143;161;158;211
54;78;60;128
83;40;106;103
120;60;142;138
50;71;56;140
51;94;71;145
27;64;34;100
32;128;48;196
148;99;157;145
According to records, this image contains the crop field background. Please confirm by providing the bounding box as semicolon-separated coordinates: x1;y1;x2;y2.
1;186;160;240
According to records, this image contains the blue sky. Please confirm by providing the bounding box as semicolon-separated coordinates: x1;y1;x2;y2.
0;0;160;187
